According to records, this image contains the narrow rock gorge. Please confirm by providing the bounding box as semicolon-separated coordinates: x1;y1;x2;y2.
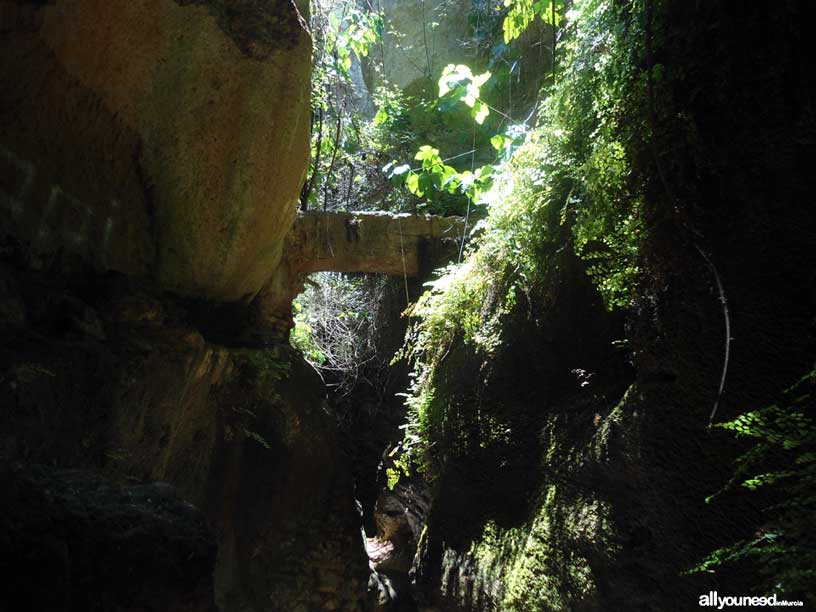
1;1;813;612
0;1;455;610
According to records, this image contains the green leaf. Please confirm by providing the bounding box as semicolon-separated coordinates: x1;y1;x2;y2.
476;165;494;179
438;64;474;97
374;108;388;125
406;172;423;196
415;145;439;161
418;173;434;195
472;100;490;124
472;70;492;88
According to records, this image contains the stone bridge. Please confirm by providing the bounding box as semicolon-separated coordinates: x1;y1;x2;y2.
252;210;466;339
288;210;465;276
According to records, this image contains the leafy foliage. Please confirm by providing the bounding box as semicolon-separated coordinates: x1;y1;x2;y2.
396;0;650;473
438;64;493;125
385;145;495;211
325;8;383;77
502;0;563;44
689;370;816;602
304;2;495;216
300;0;384;212
383;62;532;216
302;0;558;218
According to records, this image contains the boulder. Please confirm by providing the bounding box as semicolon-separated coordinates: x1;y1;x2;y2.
0;0;311;302
0;465;217;612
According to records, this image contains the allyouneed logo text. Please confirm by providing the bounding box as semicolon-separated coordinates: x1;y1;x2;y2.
699;592;804;609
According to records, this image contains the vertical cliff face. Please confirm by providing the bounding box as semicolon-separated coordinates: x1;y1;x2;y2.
398;2;815;611
369;0;473;90
0;266;376;611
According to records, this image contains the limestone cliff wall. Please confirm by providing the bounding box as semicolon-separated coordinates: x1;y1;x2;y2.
373;0;473;89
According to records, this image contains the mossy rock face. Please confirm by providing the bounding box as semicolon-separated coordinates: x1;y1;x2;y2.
0;0;311;302
404;243;781;611
403;2;816;603
407;248;634;612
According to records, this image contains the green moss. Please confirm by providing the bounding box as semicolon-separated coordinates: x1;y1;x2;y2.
590;383;634;463
390;1;668;607
460;481;617;611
